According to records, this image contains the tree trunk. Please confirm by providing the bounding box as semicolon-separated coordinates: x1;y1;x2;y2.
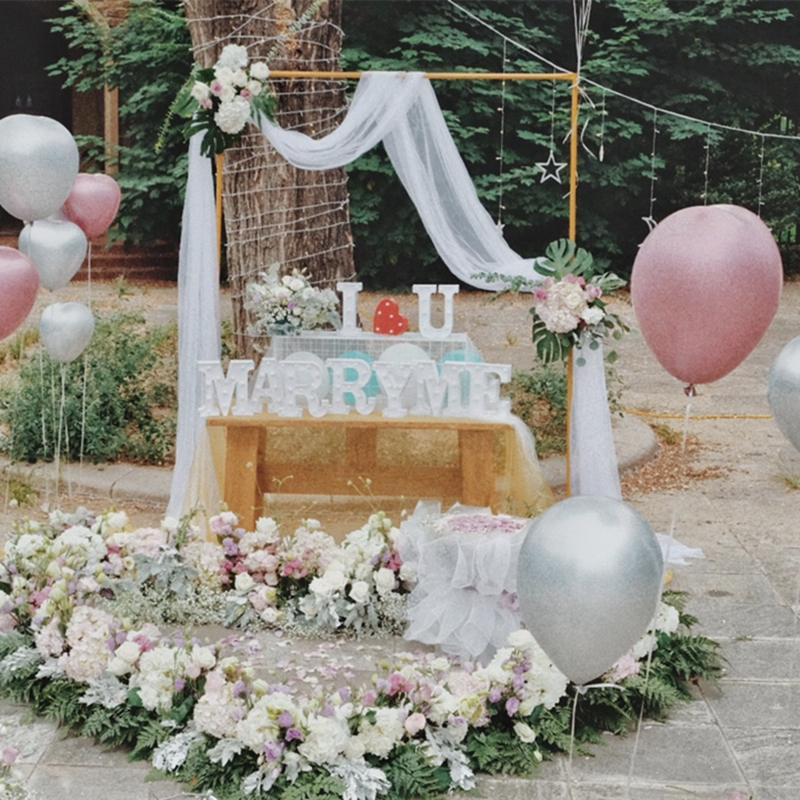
184;0;354;359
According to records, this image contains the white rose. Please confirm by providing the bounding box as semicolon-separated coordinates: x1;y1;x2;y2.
218;83;236;103
349;580;370;604
107;656;132;677
289;277;305;292
245;79;262;97
260;607;280;624
580;306;604;326
115;640;141;665
189;645;216;670
214;66;235;85
232;69;248;87
374;567;396;597
234;572;255;592
514;721;537;743
250;61;270;81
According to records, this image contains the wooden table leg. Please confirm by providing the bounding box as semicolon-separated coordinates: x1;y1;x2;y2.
459;429;496;508
224;425;261;530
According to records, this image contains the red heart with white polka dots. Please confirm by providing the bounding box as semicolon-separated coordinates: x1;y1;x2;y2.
373;298;409;336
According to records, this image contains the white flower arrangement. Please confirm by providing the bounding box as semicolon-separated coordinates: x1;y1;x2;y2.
0;504;720;800
245;263;342;339
175;43;275;158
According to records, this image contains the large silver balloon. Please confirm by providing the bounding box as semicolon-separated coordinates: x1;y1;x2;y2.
19;219;87;291
39;303;95;364
517;496;664;686
768;336;800;452
0;115;79;222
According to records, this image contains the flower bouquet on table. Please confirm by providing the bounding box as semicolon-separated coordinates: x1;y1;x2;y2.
173;43;275;158
245;263;342;342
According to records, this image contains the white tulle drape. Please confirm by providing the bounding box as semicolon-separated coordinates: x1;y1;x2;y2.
259;72;538;291
168;71;621;518
167;134;221;520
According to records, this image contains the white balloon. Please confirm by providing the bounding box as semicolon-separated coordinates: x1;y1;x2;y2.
19;219;87;291
0;115;80;222
517;496;664;686
39;302;95;363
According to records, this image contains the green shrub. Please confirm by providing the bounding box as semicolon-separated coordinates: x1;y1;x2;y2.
1;312;177;465
504;365;568;457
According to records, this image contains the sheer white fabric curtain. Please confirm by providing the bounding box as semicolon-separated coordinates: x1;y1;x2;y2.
167;134;221;519
260;72;538;290
168;71;621;518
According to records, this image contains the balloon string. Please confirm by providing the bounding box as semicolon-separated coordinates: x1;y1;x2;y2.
55;364;66;503
626;395;693;796
80;242;93;467
566;687;579;799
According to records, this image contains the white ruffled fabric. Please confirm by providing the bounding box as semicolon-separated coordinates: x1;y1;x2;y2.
399;501;529;664
399;501;704;664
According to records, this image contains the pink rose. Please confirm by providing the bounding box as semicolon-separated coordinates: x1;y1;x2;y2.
1;748;19;767
404;712;427;736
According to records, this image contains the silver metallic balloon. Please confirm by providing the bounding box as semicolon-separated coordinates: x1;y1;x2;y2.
517;496;664;686
0;115;79;222
39;303;95;364
19;219;87;291
768;336;800;453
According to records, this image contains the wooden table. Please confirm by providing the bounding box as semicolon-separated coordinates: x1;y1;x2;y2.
206;412;518;531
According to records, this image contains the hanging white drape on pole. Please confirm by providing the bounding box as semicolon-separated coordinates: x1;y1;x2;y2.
169;71;621;518
167;134;222;520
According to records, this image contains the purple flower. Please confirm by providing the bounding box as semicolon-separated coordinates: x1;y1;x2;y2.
174;678;186;693
278;711;294;728
489;689;502;703
285;727;303;742
338;686;351;703
505;697;521;716
264;741;284;762
233;680;248;698
223;538;239;557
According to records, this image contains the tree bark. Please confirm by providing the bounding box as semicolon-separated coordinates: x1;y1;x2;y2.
184;0;354;359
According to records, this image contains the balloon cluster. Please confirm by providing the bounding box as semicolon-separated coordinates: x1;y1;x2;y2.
516;204;784;686
0;114;121;362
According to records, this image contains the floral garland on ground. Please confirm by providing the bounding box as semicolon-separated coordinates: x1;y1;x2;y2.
0;508;721;800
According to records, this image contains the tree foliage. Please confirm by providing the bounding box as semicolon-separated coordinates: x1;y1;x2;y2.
48;0;193;247
342;0;800;285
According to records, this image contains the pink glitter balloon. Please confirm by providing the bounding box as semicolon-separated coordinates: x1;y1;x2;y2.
0;246;40;340
62;173;121;239
631;204;782;387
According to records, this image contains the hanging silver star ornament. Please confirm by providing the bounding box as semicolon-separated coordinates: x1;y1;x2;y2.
536;150;567;183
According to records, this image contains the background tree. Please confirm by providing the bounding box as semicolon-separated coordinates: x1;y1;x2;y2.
183;0;354;359
48;0;192;246
342;0;800;284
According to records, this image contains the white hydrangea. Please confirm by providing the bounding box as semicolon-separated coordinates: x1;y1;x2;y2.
215;95;251;133
217;43;249;70
298;714;351;764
